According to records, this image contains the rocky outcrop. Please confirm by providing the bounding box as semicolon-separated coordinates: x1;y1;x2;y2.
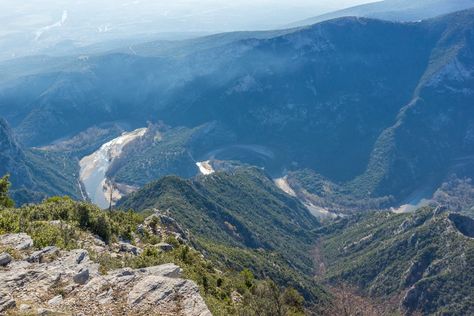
0;233;34;250
0;233;211;315
449;213;474;238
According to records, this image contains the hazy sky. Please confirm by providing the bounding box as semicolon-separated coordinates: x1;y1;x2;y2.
0;0;378;34
0;0;378;59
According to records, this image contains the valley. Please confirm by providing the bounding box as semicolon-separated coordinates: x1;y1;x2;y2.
1;3;474;315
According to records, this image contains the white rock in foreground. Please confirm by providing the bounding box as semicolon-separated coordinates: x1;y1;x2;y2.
0;233;211;316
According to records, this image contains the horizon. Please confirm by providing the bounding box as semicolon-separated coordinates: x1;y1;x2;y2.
0;0;379;60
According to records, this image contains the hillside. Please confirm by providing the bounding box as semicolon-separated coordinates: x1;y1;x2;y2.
0;193;306;315
317;207;474;315
118;168;324;299
287;0;474;27
0;118;81;204
0;10;473;209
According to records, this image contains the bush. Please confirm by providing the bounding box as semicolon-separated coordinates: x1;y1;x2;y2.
0;175;14;208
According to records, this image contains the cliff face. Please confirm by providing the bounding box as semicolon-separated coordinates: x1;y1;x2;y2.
0;118;34;190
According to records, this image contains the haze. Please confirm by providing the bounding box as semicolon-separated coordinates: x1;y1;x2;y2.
0;0;378;60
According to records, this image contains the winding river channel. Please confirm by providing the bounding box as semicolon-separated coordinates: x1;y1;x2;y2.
79;128;147;208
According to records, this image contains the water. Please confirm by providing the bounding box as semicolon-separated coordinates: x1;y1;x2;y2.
79;128;147;208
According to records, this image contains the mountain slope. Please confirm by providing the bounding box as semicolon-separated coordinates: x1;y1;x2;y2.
349;9;474;200
0;118;81;204
288;0;474;28
318;207;474;315
1;10;474;207
118;167;323;299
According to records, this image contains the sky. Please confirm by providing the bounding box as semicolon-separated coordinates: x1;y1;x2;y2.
0;0;378;60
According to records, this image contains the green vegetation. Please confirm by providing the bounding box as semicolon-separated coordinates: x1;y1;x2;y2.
0;196;141;247
317;207;474;315
119;167;326;301
0;175;14;208
0;179;306;315
287;169;394;214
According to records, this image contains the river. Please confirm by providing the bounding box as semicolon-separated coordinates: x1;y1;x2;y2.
79;128;147;208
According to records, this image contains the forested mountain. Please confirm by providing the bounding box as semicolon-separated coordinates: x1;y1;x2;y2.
318;207;474;315
119;167;324;300
2;9;473;208
1;6;474;315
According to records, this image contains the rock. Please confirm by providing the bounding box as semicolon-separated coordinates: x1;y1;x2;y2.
37;308;66;316
0;233;33;250
119;242;142;256
48;295;63;306
75;250;88;264
403;251;433;287
146;211;188;241
73;268;90;285
402;284;422;312
27;246;59;263
143;263;182;278
0;244;210;315
127;276;211;316
156;242;173;252
449;213;474;238
19;303;31;312
0;252;12;266
0;293;16;312
231;290;243;304
433;205;448;216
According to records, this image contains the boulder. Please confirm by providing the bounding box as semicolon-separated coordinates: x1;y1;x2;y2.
0;252;12;266
75;250;88;264
0;233;33;250
48;295;63;306
27;246;59;263
156;242;174;252
127;276;211;316
119;242;143;256
143;263;182;278
73;268;90;285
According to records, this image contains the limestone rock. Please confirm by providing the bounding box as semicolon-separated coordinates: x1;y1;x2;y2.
73;268;90;285
48;295;63;306
0;232;211;315
27;246;59;263
0;292;16;312
19;303;31;312
119;242;142;256
156;242;174;252
0;252;12;266
0;233;33;250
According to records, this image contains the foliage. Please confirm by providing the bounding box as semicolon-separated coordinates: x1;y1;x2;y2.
0;175;14;208
0;195;306;315
0;196;143;244
119;167;326;301
317;207;474;315
287;169;394;214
